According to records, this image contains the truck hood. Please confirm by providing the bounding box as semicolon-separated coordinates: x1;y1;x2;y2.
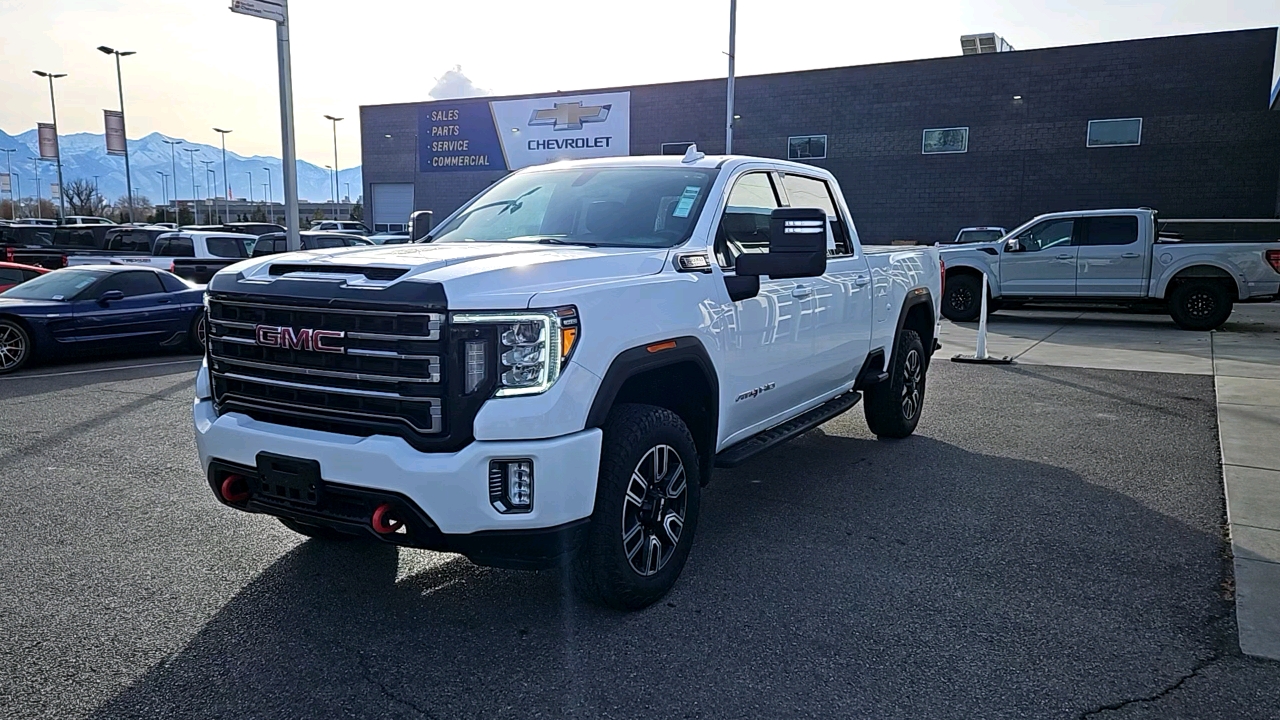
223;242;671;309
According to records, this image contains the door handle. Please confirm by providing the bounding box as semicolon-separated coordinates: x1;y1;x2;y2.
1121;252;1141;259
792;285;813;298
157;298;172;304
1056;254;1073;260
854;275;871;286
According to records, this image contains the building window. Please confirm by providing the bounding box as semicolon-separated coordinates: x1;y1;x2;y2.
1087;118;1142;147
661;142;695;156
922;127;968;154
787;135;827;160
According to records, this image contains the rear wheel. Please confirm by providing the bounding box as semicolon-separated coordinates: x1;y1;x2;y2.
942;274;982;322
864;330;927;439
0;319;33;375
278;517;359;541
186;311;207;353
1168;280;1233;331
572;404;701;610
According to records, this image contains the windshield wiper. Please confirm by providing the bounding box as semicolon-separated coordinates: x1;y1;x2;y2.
536;237;598;247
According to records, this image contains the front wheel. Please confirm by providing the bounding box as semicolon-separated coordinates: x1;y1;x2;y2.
1168;280;1233;331
863;330;927;439
186;311;207;353
0;319;33;375
571;404;701;610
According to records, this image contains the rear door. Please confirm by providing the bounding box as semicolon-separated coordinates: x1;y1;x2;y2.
778;171;872;393
1000;218;1077;296
1074;215;1146;297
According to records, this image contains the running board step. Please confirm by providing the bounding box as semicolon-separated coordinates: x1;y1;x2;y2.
714;391;862;469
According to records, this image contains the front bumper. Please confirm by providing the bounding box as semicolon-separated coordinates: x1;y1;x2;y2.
194;399;602;562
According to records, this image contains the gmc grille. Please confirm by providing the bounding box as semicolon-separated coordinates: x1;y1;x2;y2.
207;297;450;440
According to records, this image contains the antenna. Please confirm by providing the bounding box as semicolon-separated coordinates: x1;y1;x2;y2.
681;144;706;164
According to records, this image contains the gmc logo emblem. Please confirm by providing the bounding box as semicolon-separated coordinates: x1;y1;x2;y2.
254;325;345;354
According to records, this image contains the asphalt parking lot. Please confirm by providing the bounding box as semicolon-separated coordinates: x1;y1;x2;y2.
2;348;1280;719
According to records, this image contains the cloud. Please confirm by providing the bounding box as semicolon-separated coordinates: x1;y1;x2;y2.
428;66;491;100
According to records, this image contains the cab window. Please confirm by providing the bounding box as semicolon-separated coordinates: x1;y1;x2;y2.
205;237;247;258
716;172;780;268
1012;219;1074;252
782;174;851;255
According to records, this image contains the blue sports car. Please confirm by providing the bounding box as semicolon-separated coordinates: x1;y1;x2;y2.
0;266;206;374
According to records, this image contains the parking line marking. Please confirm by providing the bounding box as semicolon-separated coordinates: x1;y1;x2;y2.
0;358;202;381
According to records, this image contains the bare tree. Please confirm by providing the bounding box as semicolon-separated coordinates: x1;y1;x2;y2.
65;179;109;217
112;194;152;224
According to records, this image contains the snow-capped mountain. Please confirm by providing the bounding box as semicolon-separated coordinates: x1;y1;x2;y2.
0;128;361;204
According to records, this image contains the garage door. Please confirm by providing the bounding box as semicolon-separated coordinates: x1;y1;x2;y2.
371;183;414;233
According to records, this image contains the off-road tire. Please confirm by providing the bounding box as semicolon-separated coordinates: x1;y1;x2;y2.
864;329;927;439
942;274;982;322
186;311;207;353
571;404;701;610
1168;280;1233;331
0;319;33;375
279;517;359;541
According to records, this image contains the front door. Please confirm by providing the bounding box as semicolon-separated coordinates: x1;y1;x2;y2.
1074;215;1147;297
712;170;816;444
1000;218;1077;297
72;270;183;345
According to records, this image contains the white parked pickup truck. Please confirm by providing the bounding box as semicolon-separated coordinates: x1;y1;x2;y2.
939;209;1280;330
193;152;942;608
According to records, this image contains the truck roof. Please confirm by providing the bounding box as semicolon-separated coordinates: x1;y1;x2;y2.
524;152;835;177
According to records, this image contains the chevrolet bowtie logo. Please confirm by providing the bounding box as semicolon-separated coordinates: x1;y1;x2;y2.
528;102;611;131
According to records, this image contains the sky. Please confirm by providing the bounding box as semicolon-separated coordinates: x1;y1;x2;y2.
1;0;1277;169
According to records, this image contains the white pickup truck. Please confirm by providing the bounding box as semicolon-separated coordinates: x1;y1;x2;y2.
193;152;942;608
939;209;1280;330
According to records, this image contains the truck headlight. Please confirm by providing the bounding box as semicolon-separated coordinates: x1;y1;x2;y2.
453;307;579;397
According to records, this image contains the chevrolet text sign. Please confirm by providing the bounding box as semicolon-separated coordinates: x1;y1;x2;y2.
418;92;630;172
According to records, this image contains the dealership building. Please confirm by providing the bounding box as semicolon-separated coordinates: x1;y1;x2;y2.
359;28;1280;244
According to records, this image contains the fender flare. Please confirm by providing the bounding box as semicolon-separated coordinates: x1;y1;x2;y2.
586;336;720;484
1154;259;1245;300
943;258;1001;298
892;290;937;367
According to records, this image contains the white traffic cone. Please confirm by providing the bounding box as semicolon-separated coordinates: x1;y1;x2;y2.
952;272;1013;365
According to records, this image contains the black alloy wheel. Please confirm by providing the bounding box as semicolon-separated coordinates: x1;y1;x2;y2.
942;274;982;322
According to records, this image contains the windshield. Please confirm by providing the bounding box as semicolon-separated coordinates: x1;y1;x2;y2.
431;167;719;248
0;268;105;301
957;229;1005;244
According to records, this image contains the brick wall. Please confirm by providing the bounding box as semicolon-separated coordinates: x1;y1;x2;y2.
361;28;1280;244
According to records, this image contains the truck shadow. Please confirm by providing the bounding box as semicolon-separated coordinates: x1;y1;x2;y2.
88;432;1240;719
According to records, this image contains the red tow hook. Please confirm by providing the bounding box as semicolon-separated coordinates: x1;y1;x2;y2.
219;474;250;503
371;503;403;534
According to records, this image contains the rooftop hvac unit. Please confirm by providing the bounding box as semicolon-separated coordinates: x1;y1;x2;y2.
961;33;1015;55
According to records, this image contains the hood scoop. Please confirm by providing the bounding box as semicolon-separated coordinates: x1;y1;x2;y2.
267;263;409;281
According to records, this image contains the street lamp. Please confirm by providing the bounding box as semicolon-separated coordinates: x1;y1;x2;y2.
32;159;42;219
344;182;350;204
156;171;169;223
201;162;215;222
183;147;200;224
324;165;332;217
98;47;136;222
246;170;254;204
163;137;182;224
324;114;342;223
32;70;68;220
11;173;21;219
1;148;15;220
263;167;274;224
213;127;232;224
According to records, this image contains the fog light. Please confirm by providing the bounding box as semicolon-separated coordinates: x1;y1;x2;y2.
489;459;533;514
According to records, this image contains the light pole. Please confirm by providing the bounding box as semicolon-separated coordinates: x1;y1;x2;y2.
725;0;737;154
156;171;168;223
344;182;350;204
163;137;182;224
324;114;343;224
12;173;21;219
183;147;200;224
246;171;254;204
33;159;42;219
324;165;332;218
32;70;67;219
1;148;14;220
213;127;232;224
98;47;136;222
263;167;274;224
203;164;216;222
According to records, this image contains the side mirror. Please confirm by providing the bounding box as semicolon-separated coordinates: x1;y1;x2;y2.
1005;237;1021;252
410;210;434;242
734;208;829;280
99;289;125;304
